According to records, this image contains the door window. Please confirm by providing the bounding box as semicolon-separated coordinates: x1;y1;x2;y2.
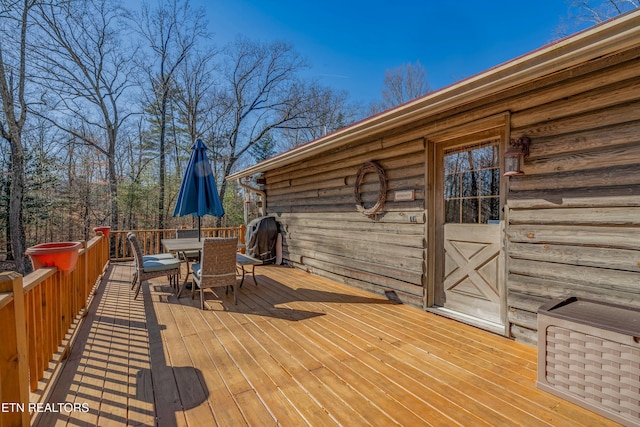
444;140;500;224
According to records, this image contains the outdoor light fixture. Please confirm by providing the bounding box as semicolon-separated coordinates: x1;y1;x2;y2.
503;136;531;176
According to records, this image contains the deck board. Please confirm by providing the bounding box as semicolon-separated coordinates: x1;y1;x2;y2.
35;262;622;426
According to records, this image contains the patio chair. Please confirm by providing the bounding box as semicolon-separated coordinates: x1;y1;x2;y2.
127;233;181;299
127;232;176;290
176;228;199;238
175;228;201;261
191;237;239;310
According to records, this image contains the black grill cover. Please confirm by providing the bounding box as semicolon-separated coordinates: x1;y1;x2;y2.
245;216;278;264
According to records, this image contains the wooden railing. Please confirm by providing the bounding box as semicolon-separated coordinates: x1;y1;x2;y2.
0;226;246;425
0;233;109;427
111;226;246;261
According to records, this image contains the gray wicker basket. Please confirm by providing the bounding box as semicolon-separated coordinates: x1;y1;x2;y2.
537;297;640;426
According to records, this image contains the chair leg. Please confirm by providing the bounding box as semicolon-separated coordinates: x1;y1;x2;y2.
223;285;237;305
239;267;246;288
134;278;142;300
131;271;138;290
200;287;205;310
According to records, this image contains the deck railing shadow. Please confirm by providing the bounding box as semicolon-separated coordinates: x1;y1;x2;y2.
32;263;156;426
140;280;209;427
34;263;209;427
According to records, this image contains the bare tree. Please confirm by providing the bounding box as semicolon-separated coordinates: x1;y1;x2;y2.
213;37;313;222
569;0;639;24
32;0;136;231
133;0;208;229
0;0;35;274
175;48;218;148
371;60;430;113
557;0;639;36
279;82;356;149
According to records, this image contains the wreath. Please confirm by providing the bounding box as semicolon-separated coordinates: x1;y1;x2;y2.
354;161;387;216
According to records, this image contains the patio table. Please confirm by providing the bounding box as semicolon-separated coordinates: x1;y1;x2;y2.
161;238;262;298
162;238;201;297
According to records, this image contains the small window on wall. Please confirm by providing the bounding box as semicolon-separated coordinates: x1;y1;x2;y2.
444;140;500;224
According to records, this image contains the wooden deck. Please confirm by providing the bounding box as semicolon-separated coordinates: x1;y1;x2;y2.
35;262;619;426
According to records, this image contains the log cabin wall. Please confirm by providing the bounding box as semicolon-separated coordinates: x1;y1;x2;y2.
505;47;640;344
261;44;640;343
264;134;427;307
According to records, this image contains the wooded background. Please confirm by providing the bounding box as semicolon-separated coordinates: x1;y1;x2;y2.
0;0;364;272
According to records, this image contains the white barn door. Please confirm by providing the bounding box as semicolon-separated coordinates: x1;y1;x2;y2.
432;137;507;333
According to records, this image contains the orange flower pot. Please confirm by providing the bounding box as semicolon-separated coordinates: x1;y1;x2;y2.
26;242;82;273
93;226;111;237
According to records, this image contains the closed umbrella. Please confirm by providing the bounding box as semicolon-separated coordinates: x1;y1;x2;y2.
173;139;225;239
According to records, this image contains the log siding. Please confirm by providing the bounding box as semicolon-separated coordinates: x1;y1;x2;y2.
230;13;640;344
266;136;427;307
506;56;640;343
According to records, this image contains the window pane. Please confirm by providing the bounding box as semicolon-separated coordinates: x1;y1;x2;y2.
444;154;463;174
443;140;500;224
477;144;498;168
461;171;479;197
462;199;479;223
444;173;460;198
480;169;499;196
492;168;500;193
445;200;460;223
481;198;500;223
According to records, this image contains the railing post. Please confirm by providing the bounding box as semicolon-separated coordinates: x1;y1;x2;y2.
0;272;30;426
103;232;109;268
239;224;247;254
82;240;89;310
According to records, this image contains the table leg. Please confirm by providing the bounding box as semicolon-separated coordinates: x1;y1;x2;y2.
176;261;191;298
250;265;258;286
239;265;246;288
237;264;259;288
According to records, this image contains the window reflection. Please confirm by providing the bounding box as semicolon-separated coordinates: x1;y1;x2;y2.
444;141;500;224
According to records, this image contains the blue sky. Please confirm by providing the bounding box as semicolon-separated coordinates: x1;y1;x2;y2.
193;0;578;105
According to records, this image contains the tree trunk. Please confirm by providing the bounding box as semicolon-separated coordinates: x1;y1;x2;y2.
4;168;12;261
9;129;30;274
0;0;31;274
157;91;168;230
215;159;235;228
108;142;119;231
158;114;166;230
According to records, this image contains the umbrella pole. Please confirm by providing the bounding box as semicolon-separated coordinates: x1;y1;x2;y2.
198;217;202;241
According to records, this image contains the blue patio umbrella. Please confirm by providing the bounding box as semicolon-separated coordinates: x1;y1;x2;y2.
173;139;225;240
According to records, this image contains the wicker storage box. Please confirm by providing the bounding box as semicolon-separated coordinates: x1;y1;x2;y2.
537;297;640;426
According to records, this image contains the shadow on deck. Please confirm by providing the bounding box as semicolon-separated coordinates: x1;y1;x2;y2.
35;262;619;426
